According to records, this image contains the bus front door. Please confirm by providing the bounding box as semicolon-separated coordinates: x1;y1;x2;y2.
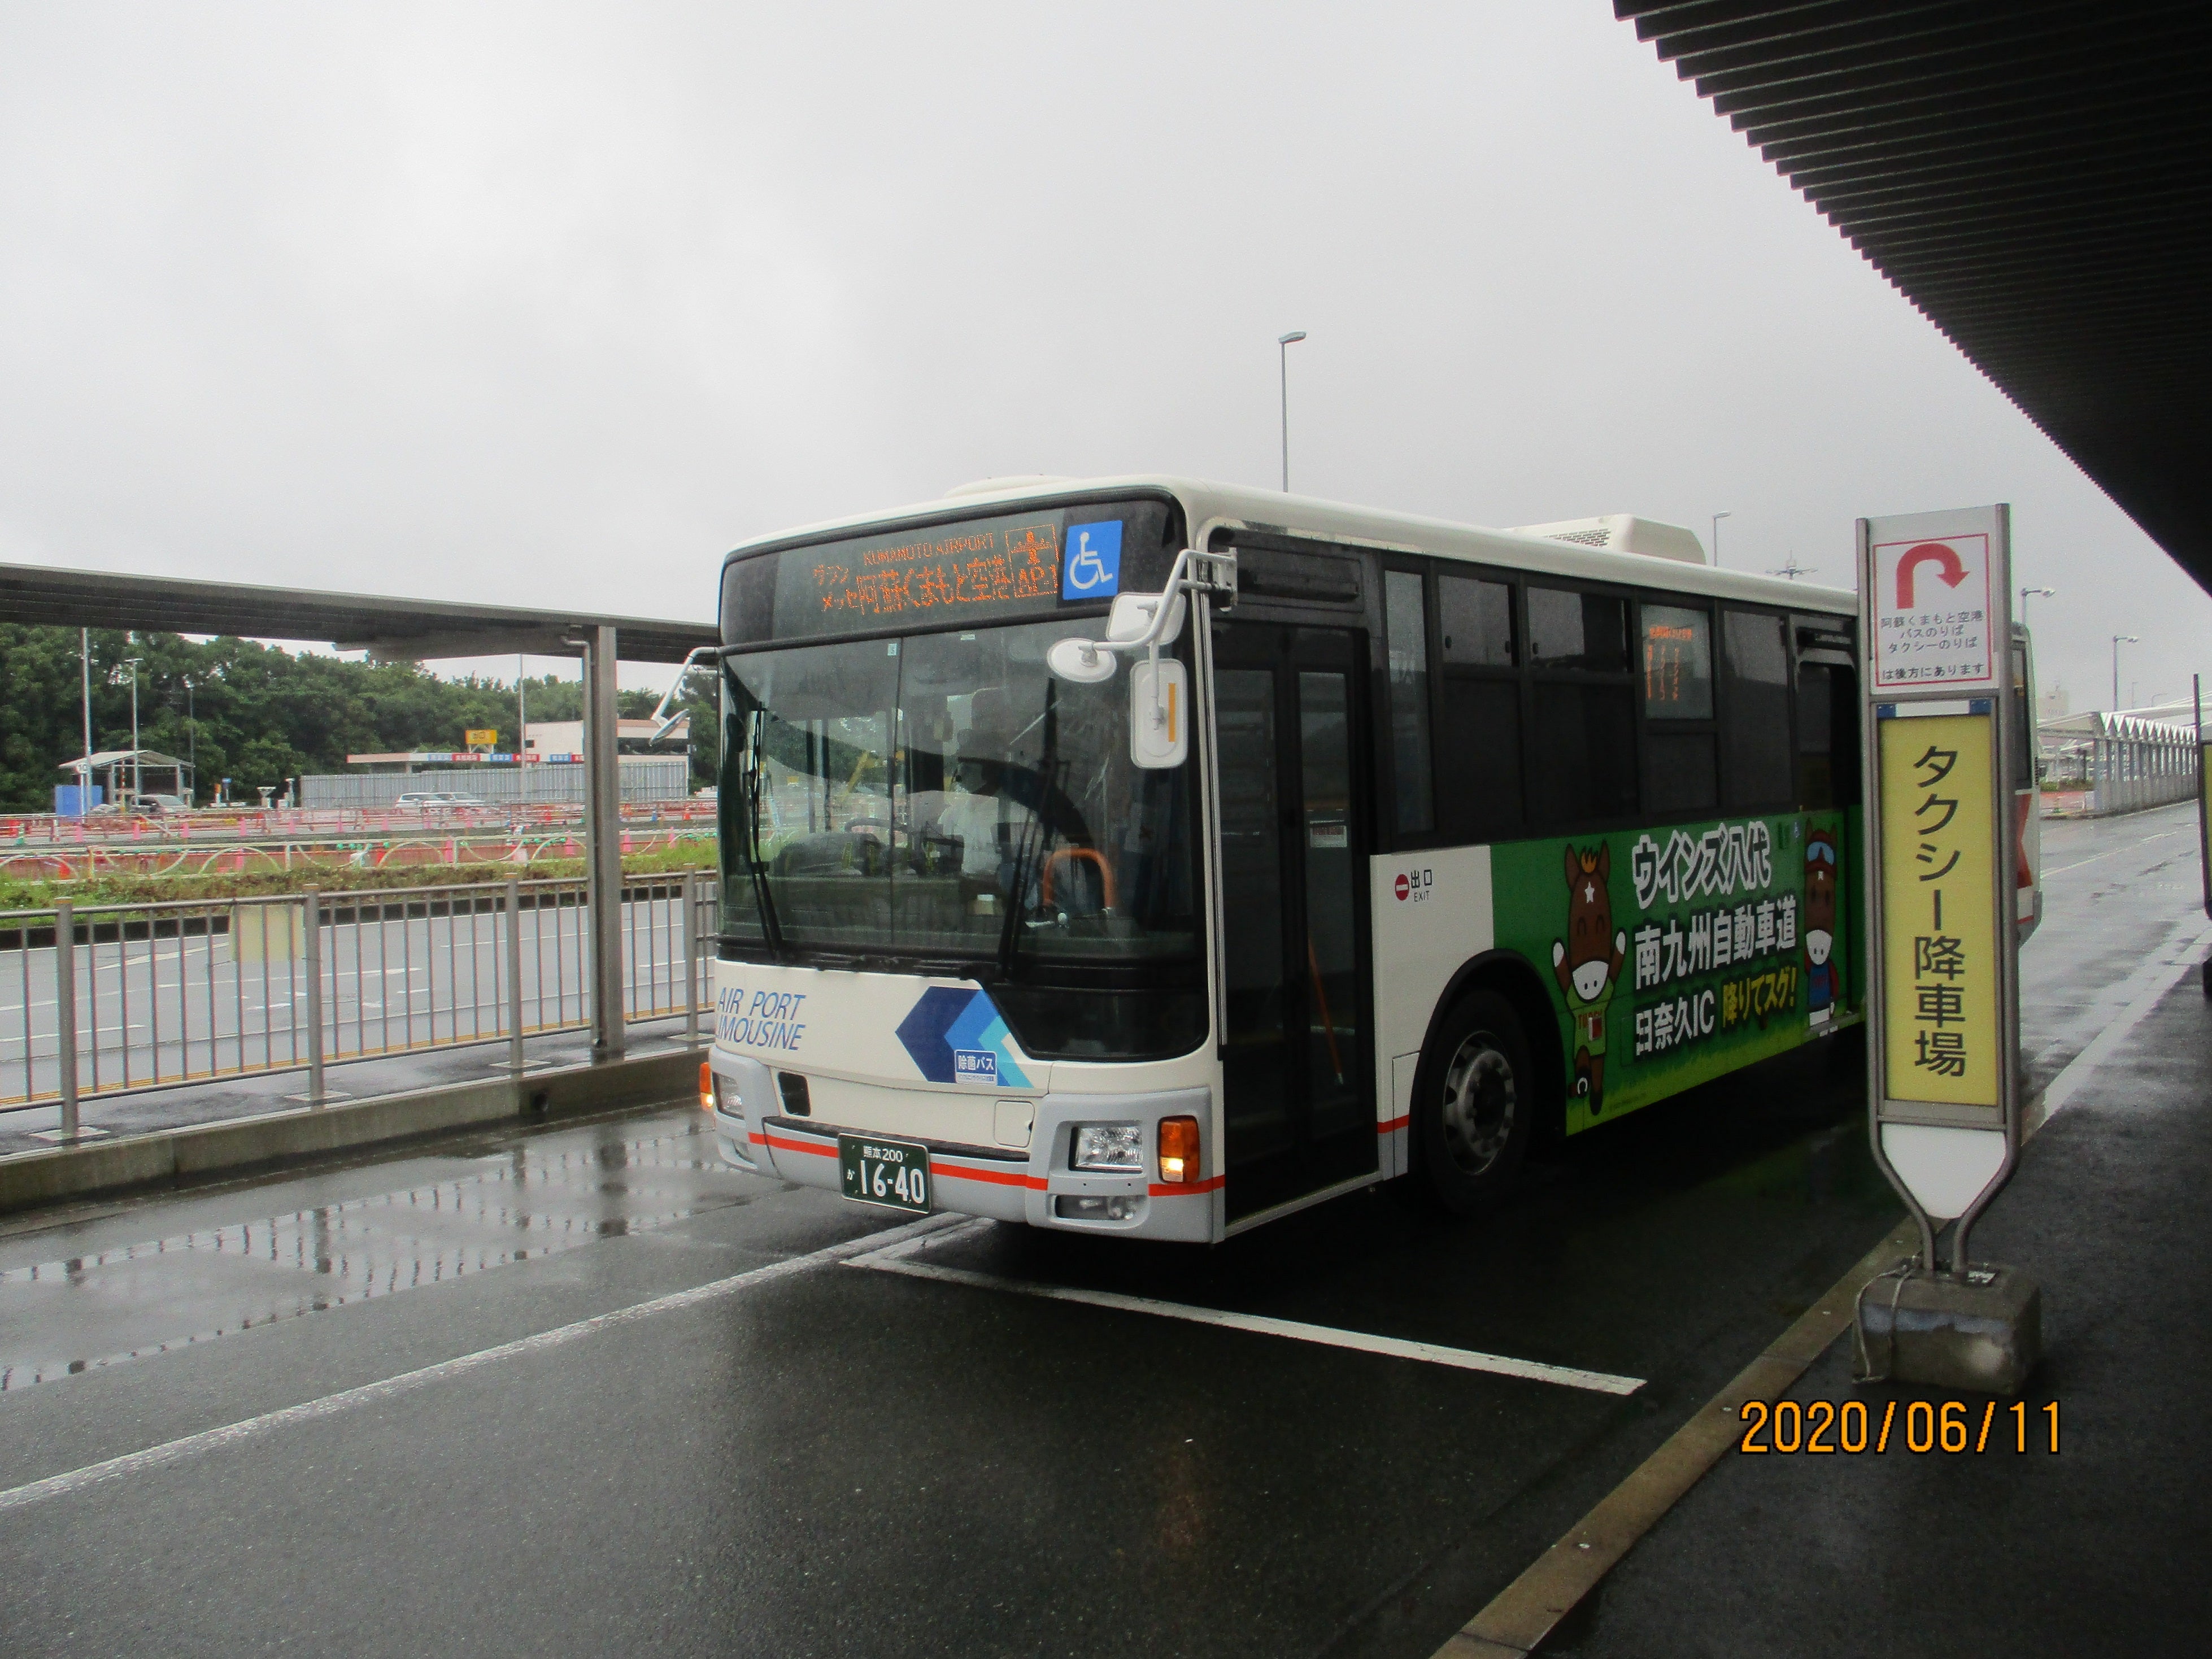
1212;623;1377;1222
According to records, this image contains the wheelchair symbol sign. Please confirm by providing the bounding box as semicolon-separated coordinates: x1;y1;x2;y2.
1061;521;1122;600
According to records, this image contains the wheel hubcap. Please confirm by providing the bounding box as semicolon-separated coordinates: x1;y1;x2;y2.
1439;1031;1516;1177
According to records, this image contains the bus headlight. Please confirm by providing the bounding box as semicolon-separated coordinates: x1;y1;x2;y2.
1157;1116;1199;1183
1072;1123;1143;1172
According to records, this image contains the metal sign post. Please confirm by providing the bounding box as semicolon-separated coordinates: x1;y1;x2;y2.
1854;504;2041;1392
2197;676;2211;995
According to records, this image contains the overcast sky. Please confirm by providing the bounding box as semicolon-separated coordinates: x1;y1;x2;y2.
3;2;2205;713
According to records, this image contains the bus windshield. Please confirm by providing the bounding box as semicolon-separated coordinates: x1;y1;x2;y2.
719;618;1204;1055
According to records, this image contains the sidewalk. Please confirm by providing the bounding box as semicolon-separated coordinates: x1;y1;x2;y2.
1548;966;2212;1656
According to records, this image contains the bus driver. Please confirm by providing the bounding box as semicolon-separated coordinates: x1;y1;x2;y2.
934;688;1035;888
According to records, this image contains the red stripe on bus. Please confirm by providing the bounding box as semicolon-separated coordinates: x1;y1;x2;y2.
757;1132;1213;1197
1379;1114;1410;1134
934;1163;1048;1190
763;1132;835;1157
1148;1175;1226;1196
761;1133;1044;1189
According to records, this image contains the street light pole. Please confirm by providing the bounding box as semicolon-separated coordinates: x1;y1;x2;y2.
2019;586;2054;630
79;629;92;815
184;677;195;803
2112;634;2139;712
123;657;142;802
1277;330;1306;492
1710;511;1731;568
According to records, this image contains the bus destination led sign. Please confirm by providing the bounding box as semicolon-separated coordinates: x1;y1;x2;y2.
798;520;1061;628
726;496;1183;645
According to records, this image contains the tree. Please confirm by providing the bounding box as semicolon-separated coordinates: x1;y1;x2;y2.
0;626;709;811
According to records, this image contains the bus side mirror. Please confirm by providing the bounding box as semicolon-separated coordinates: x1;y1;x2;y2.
1108;590;1185;645
1046;548;1214;690
1047;637;1117;683
1130;658;1188;768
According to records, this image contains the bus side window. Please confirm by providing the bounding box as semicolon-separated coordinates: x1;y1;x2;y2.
1641;602;1715;815
1832;663;1862;806
1796;663;1835;808
1529;585;1636;824
1436;573;1522;839
1796;657;1861;810
1383;569;1434;834
1723;610;1793;808
1529;586;1629;672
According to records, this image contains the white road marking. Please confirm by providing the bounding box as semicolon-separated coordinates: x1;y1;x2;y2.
848;1221;1644;1396
2040;829;2183;878
2028;916;2212;1134
0;1212;961;1516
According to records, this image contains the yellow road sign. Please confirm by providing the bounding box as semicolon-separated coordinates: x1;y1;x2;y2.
1878;709;2000;1109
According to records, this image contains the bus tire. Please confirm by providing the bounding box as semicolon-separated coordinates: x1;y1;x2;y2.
1413;990;1535;1216
1823;1023;1867;1082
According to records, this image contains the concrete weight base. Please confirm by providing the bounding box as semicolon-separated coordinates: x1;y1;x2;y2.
1857;1264;2042;1394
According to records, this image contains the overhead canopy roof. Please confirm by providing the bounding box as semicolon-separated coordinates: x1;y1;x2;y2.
0;562;719;664
1616;1;2212;594
63;750;190;772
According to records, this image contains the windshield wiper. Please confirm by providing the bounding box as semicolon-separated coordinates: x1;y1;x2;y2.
996;694;1062;979
742;711;788;960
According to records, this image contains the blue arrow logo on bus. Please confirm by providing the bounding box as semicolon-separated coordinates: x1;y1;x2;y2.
895;987;1031;1088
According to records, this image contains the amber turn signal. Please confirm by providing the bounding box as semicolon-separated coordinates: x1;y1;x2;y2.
699;1061;715;1112
1156;1115;1199;1183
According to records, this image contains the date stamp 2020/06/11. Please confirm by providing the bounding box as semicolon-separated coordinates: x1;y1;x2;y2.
1738;1399;2059;1456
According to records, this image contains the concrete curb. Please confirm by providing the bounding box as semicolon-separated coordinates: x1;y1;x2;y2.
0;1045;705;1217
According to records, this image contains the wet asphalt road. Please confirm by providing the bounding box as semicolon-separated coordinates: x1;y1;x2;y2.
1556;808;2212;1657
0;805;2193;1657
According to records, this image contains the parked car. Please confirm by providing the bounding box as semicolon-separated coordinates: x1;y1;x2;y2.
393;791;438;808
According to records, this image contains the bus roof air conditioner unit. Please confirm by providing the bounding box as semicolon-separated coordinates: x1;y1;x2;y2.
1506;514;1708;565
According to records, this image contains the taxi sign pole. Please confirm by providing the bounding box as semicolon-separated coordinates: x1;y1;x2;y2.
1854;504;2041;1392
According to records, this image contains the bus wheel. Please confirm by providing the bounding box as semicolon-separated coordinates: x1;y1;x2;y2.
1823;1023;1868;1081
1416;991;1535;1216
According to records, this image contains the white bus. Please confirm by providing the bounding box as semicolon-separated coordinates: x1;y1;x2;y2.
703;476;2037;1240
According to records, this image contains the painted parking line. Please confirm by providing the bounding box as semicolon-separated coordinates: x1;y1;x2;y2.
1431;1213;1923;1659
2027;916;2212;1133
846;1222;1644;1396
2040;822;2185;877
0;1210;963;1516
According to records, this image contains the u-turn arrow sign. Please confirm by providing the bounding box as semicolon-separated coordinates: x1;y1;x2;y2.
1873;529;1995;689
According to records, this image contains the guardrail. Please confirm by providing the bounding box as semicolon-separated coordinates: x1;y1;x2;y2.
2;797;719;847
0;825;715;885
1;874;721;1131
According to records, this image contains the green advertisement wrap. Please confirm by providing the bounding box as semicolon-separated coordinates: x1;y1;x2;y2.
1491;810;1858;1134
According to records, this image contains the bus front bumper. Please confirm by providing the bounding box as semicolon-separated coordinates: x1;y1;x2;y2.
707;1054;1214;1242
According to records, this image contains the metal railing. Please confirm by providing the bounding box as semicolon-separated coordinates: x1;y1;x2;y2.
2039;715;2200;817
1;874;720;1129
2;796;719;847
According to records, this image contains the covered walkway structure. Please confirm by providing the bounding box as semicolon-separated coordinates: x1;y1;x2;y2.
0;560;718;1073
1617;1;2212;595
